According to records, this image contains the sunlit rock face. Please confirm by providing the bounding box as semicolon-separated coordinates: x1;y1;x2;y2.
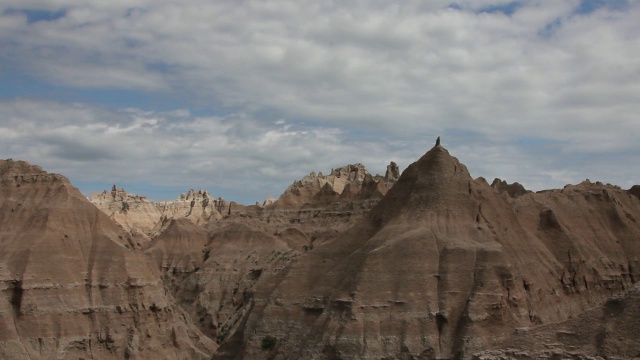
272;162;395;210
90;186;226;238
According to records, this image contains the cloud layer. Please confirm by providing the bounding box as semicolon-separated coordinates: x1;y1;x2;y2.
1;1;639;202
0;99;421;202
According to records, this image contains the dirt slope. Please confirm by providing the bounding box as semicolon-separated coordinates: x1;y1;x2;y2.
0;160;216;359
216;143;640;359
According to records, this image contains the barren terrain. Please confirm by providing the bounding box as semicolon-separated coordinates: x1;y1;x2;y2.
1;141;638;359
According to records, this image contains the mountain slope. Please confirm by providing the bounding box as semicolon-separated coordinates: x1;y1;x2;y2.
217;143;640;359
473;282;640;359
0;159;216;359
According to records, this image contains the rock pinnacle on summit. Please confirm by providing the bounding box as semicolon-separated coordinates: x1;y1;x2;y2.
215;143;640;360
3;140;640;360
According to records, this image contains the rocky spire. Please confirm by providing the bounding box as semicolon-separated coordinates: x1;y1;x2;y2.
369;143;474;224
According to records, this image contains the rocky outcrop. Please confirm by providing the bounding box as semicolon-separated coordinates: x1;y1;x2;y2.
170;223;296;347
91;186;227;236
490;178;529;198
90;186;164;241
384;161;400;187
216;143;640;359
474;282;640;359
144;218;209;275
272;163;396;210
262;195;276;207
6;145;640;360
0;159;216;359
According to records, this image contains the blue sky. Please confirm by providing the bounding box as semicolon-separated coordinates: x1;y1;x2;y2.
1;0;639;203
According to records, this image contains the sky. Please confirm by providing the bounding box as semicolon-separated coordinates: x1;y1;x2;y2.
1;0;639;204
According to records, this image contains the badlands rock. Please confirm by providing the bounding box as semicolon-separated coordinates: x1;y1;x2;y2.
217;162;399;245
272;163;395;210
262;195;277;207
0;159;216;359
216;143;640;359
91;186;227;236
144;218;209;275
90;186;164;240
490;178;529;198
474;282;640;359
384;161;400;187
171;222;296;346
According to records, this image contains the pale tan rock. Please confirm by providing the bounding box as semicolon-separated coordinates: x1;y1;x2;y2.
90;186;226;237
262;195;276;207
272;163;390;210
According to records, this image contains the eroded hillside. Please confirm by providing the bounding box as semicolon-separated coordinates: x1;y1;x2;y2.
213;143;640;359
2;141;639;360
0;160;216;359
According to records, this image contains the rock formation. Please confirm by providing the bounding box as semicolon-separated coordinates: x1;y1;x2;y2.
91;186;227;236
262;195;276;207
272;162;397;210
474;282;640;359
490;178;530;198
384;161;400;188
0;159;216;359
167;222;297;347
145;218;209;275
4;143;640;360
215;143;640;359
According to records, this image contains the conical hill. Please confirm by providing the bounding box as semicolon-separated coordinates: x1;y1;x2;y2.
0;159;217;359
219;143;640;359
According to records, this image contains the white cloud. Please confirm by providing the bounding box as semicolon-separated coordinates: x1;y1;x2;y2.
0;99;420;202
0;1;639;200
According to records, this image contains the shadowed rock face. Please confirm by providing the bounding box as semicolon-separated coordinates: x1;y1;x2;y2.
0;160;216;359
473;282;640;359
216;145;640;359
168;222;296;349
145;218;209;274
490;178;529;198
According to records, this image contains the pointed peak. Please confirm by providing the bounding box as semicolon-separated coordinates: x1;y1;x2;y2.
435;136;441;146
369;143;473;222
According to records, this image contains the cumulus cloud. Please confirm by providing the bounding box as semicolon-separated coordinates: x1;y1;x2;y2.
1;98;637;204
0;99;421;202
0;1;639;200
